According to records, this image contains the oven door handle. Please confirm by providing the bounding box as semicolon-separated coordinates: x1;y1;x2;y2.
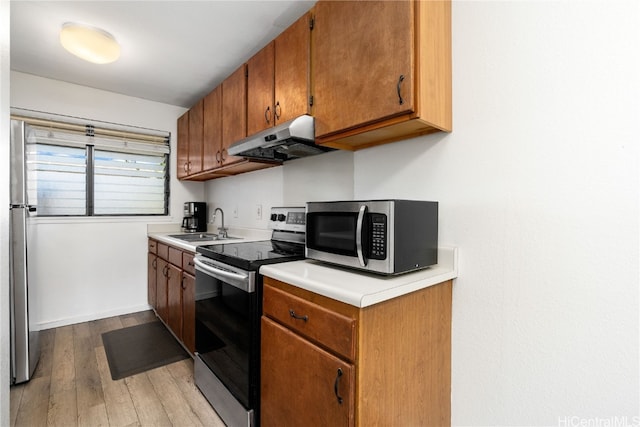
356;205;368;267
194;256;249;282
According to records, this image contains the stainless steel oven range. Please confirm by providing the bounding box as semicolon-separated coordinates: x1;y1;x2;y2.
193;207;305;427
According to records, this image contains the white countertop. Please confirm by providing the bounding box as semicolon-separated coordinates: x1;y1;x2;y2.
147;224;272;252
259;246;458;308
148;224;457;308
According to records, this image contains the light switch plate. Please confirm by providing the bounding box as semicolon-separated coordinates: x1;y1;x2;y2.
255;204;262;220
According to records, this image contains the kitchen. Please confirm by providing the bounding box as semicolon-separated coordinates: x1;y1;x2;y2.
1;1;639;426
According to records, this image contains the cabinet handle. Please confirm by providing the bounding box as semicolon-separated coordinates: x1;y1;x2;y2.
397;74;405;105
274;101;281;121
334;368;344;405
265;106;271;124
183;162;189;173
152;259;157;269
188;261;194;267
166;267;171;279
181;277;186;290
221;149;227;161
162;265;169;277
289;309;308;322
216;150;221;163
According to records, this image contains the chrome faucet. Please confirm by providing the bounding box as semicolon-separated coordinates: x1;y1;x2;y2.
214;208;228;239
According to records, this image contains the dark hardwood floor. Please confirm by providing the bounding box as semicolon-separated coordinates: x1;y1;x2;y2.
10;310;225;427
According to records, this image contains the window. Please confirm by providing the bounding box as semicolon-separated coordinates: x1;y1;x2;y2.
93;150;167;215
23;121;170;216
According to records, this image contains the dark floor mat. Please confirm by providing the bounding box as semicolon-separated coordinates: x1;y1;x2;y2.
102;321;189;380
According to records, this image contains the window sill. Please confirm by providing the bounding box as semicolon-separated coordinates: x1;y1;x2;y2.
29;216;176;225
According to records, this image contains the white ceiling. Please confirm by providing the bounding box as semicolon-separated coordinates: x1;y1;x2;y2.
10;1;316;108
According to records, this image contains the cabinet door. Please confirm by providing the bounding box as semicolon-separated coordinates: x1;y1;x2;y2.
261;317;355;427
147;253;157;308
181;272;196;354
274;12;310;125
312;0;414;138
156;258;169;322
203;85;222;170
167;263;182;340
221;64;247;166
177;111;189;179
247;41;275;136
188;99;204;175
182;252;196;276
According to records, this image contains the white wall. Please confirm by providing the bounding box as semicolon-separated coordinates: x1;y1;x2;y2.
1;0;11;422
204;150;354;225
211;1;640;424
354;1;639;425
205;166;284;230
10;71;205;328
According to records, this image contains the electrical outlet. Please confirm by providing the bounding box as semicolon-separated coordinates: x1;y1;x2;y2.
255;204;262;220
233;205;238;218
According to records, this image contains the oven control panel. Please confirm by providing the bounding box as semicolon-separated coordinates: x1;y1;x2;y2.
269;207;306;233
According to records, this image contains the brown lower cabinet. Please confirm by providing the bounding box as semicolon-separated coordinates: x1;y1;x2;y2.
155;257;169;322
148;239;196;354
147;252;157;308
262;317;356;426
166;262;182;340
181;271;196;353
261;276;452;427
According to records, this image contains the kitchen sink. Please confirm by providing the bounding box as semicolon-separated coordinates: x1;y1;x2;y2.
169;233;242;242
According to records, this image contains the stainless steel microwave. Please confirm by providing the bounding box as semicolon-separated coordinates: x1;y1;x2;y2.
305;200;438;275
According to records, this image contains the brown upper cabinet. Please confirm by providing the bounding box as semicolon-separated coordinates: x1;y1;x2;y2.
183;66;280;181
203;71;247;170
176;99;204;178
203;85;222;171
177;1;451;180
311;0;452;150
247;12;311;136
176;111;189;179
247;42;275;136
221;64;248;166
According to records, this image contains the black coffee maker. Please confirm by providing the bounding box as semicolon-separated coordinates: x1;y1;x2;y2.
182;202;207;232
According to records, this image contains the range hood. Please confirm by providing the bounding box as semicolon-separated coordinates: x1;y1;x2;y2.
227;115;333;162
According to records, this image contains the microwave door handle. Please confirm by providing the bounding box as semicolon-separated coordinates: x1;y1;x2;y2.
356;205;368;267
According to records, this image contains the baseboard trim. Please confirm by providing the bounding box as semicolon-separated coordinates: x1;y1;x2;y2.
36;304;154;330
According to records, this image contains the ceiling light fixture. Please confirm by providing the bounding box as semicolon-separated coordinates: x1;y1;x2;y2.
59;22;121;64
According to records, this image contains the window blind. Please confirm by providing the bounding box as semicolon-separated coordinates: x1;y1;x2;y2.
94;150;167;215
15;113;171;217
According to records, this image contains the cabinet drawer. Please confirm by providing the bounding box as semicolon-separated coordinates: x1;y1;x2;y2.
148;239;158;254
263;283;356;361
157;242;169;260
168;246;183;268
182;252;195;276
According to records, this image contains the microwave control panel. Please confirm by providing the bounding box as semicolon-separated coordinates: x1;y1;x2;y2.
370;213;387;260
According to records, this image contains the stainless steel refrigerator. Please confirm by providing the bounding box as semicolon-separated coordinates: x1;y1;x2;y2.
9;120;40;384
